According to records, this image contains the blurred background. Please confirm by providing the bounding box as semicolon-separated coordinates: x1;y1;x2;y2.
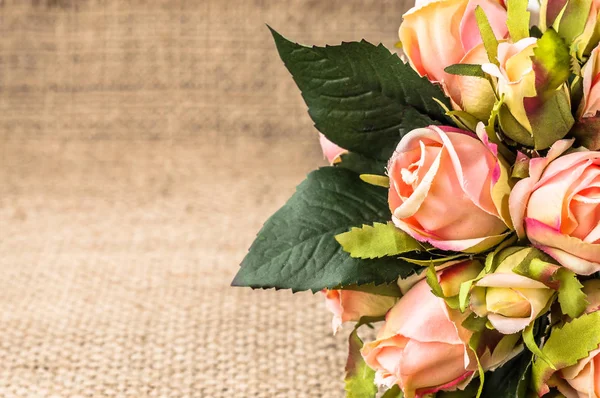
0;0;411;396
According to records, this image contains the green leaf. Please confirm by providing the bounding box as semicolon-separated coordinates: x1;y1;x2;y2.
532;29;571;94
381;385;403;398
555;268;588;318
527;88;575;150
399;253;468;267
336;152;388;175
507;0;531;41
335;222;423;259
515;257;587;318
426;262;460;309
345;327;378;398
445;64;487;78
359;174;389;188
511;154;530;179
523;322;556;369
532;312;600;394
475;6;500;65
557;0;593;43
269;27;450;161
468;332;485;398
232;167;419;292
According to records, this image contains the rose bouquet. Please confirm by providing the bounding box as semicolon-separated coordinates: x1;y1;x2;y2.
232;0;600;396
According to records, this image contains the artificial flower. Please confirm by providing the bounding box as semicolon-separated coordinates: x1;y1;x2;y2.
471;247;555;334
387;125;511;253
361;261;481;397
322;289;398;334
510;139;600;275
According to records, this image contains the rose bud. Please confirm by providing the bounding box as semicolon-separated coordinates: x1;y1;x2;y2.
322;290;397;334
546;281;600;397
387;125;511;253
579;44;600;119
509;139;600;275
571;45;600;150
450;43;497;121
482;38;573;149
399;0;507;115
318;133;346;164
470;247;554;334
541;0;600;58
361;260;516;397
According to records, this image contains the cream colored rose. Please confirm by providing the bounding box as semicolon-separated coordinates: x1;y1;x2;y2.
482;38;538;133
471;247;555;334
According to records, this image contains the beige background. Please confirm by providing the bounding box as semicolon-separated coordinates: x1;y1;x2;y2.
0;0;411;396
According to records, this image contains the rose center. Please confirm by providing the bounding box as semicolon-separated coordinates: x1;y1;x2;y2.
400;162;420;189
486;287;532;318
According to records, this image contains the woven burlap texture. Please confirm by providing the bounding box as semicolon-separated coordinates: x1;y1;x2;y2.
0;0;411;396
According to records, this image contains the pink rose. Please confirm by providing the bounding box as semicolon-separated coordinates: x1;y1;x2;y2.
547;281;600;398
319;133;346;164
388;125;511;253
509;139;600;275
322;289;397;333
361;260;517;397
579;44;600;119
399;0;507;100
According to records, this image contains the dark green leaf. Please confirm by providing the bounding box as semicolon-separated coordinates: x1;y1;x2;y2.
481;351;532;398
337;282;401;298
232;167;419;292
445;64;487;78
336;152;388;175
269;27;450;161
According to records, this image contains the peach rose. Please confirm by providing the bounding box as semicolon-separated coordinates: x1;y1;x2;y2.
322;289;397;333
547;280;600;398
361;260;518;397
510;139;600;275
579;44;600;119
470;247;554;334
387;125;511;253
361;262;478;397
399;0;507;99
318;133;346;164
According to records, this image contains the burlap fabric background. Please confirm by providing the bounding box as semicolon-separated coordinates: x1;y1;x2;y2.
0;0;411;396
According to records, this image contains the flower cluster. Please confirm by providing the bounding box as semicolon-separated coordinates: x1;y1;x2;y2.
234;0;600;396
